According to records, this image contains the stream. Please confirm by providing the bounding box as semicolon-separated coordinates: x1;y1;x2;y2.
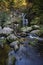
8;33;43;65
1;13;42;65
7;13;43;65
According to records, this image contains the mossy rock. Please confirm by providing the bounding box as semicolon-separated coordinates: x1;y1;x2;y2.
32;25;40;30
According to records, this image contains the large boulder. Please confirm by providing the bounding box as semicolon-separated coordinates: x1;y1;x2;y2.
21;27;32;32
30;30;40;34
7;34;17;41
2;27;13;35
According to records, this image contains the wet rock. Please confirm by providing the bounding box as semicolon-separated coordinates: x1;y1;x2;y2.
10;41;19;51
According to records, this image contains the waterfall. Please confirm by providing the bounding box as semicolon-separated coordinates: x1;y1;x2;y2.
25;19;28;26
22;13;28;27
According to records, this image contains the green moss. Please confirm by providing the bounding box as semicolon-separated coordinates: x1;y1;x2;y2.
31;17;40;25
